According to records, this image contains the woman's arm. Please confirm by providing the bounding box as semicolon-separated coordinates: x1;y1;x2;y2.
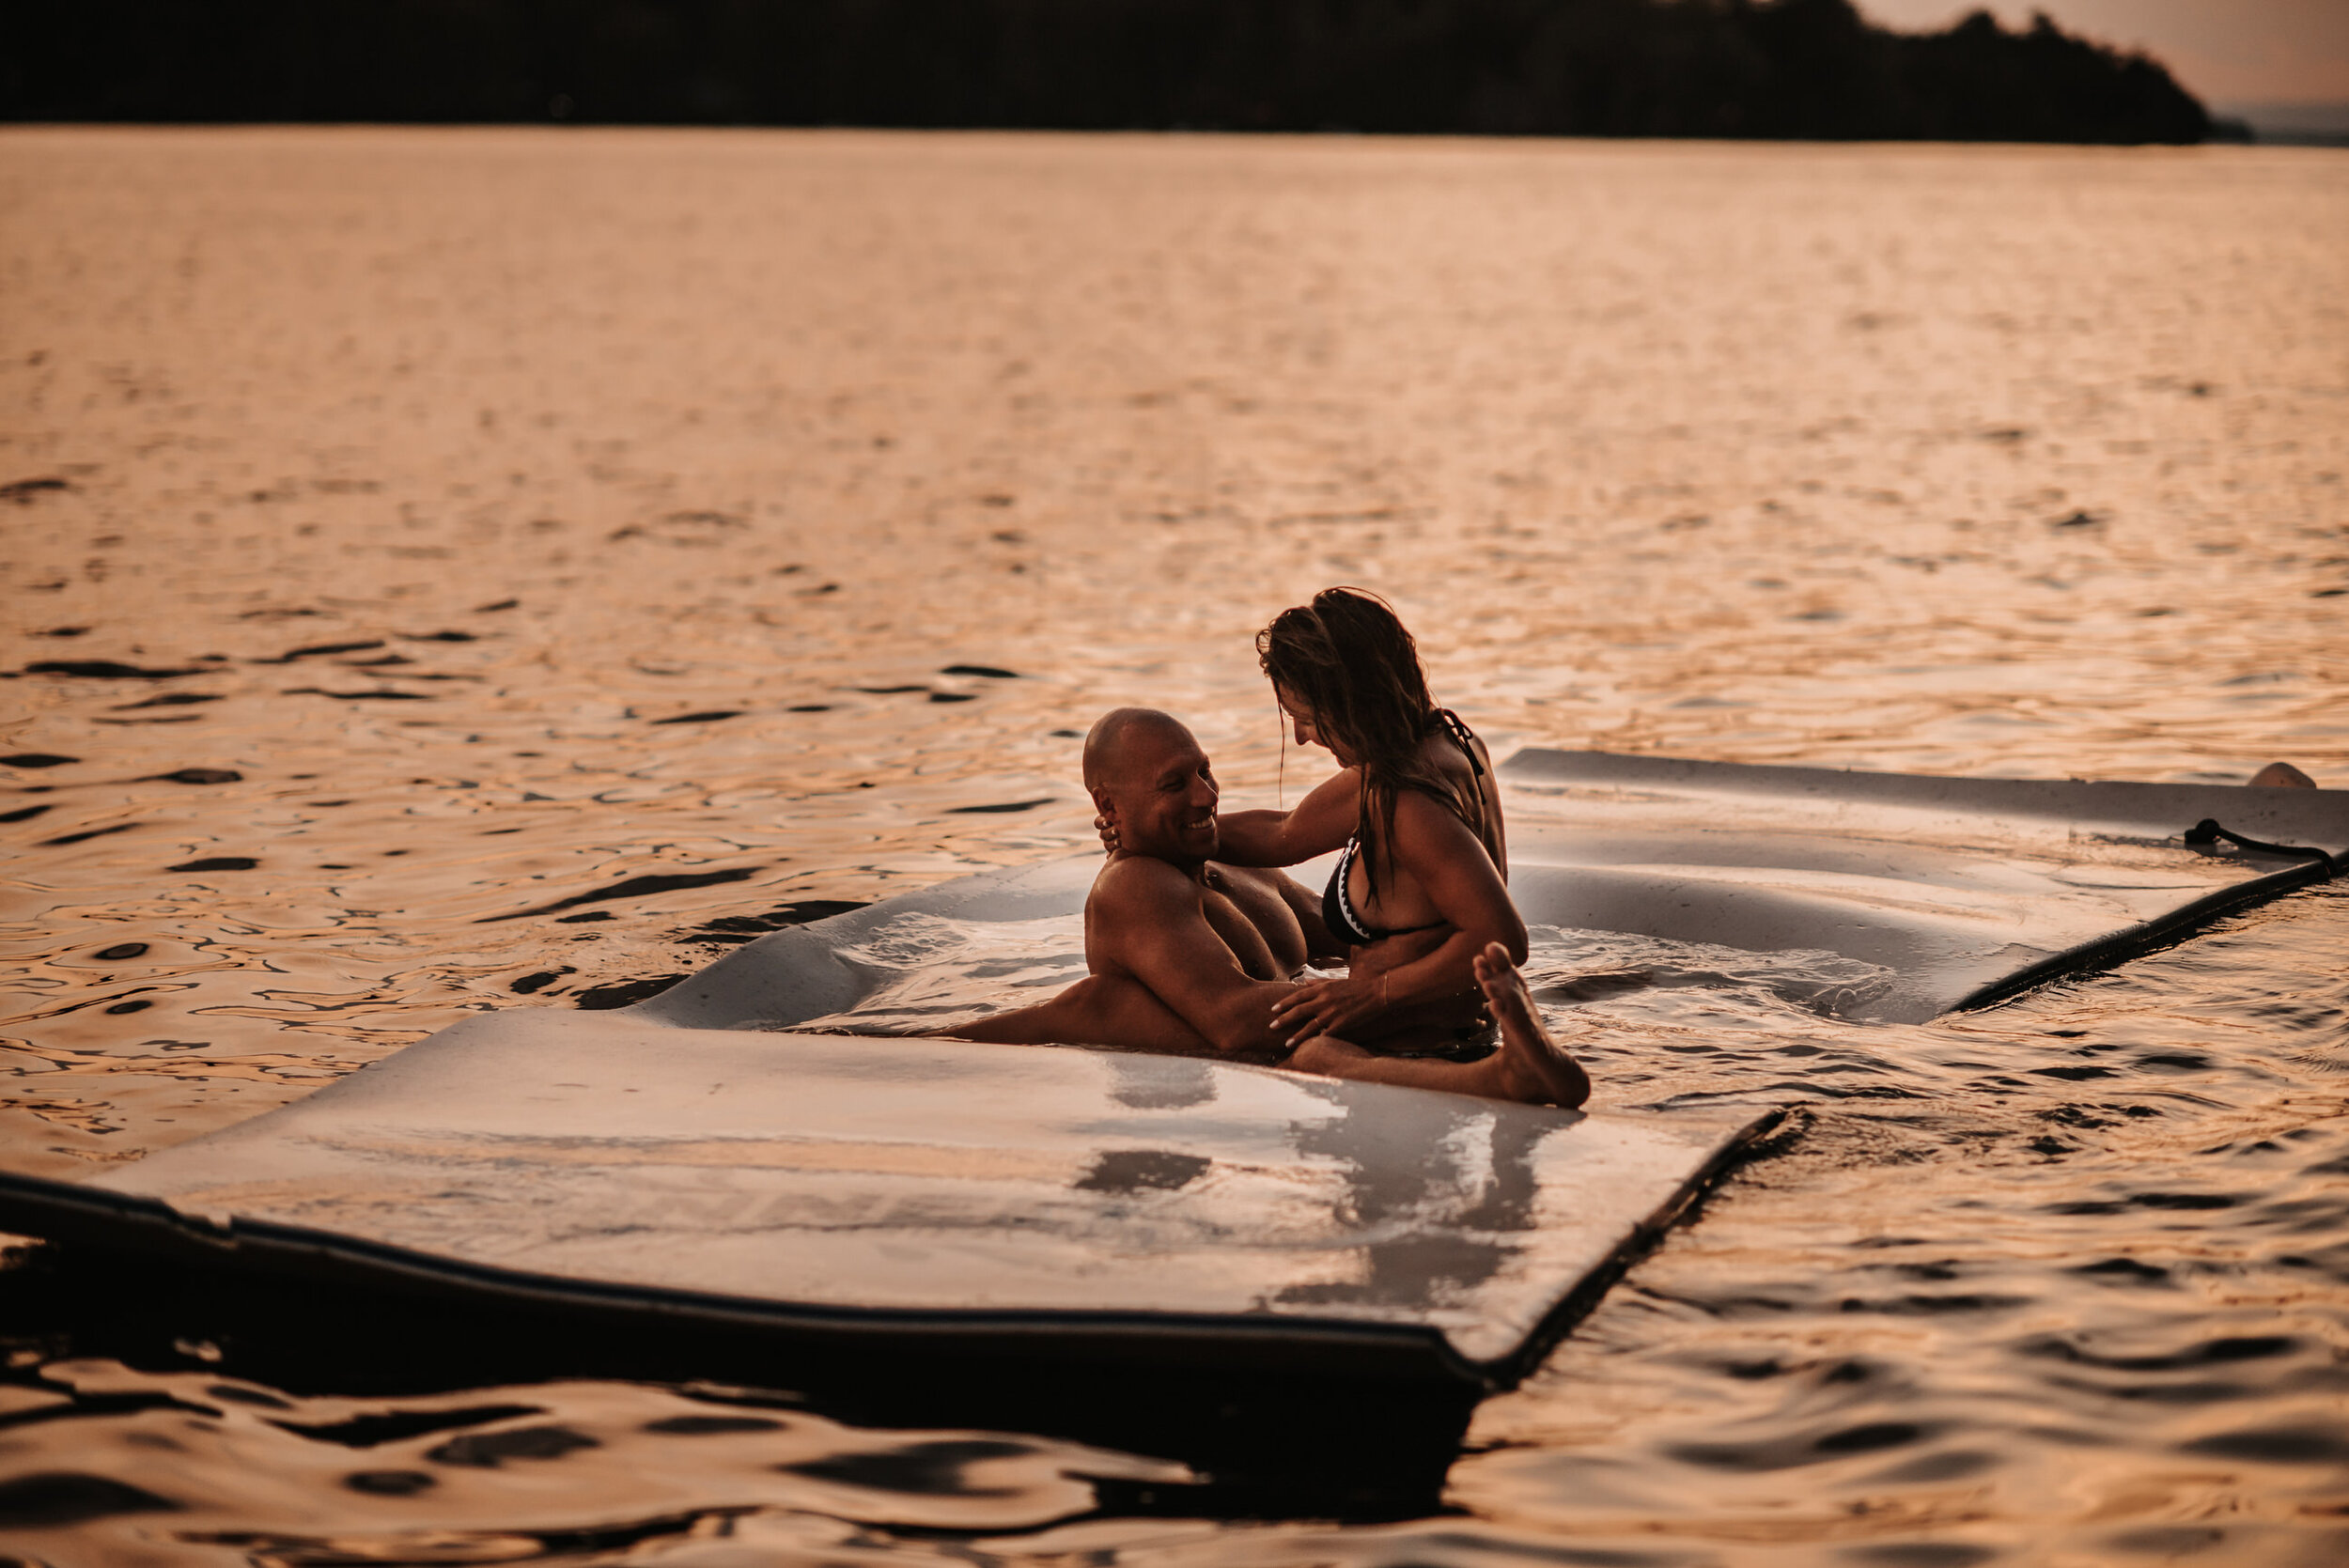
1268;795;1526;1042
1209;767;1361;867
1377;796;1529;996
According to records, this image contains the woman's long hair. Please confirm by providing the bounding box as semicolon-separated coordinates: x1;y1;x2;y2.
1255;587;1482;893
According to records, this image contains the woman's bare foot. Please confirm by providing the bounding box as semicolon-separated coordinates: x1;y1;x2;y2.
1474;942;1591;1109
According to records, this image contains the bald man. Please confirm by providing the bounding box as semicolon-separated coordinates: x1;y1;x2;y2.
941;707;1333;1059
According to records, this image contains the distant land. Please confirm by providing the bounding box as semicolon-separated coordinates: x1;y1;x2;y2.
2214;101;2349;146
3;0;2217;144
1855;1;2349;120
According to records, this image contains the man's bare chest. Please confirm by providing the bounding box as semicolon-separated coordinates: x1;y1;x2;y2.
1200;866;1304;979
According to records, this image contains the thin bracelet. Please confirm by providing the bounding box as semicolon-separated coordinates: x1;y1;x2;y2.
1379;973;1391;1010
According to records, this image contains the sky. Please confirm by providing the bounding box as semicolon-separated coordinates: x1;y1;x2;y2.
1854;0;2349;107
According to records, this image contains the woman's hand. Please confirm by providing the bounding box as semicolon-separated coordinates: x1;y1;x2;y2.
1094;810;1119;856
1270;973;1389;1043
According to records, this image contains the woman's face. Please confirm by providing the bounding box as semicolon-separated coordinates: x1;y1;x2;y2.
1275;684;1355;766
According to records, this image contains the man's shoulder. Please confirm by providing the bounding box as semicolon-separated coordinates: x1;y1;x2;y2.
1085;849;1212;924
1092;852;1201;908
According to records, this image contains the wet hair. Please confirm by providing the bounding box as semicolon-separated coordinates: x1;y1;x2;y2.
1255;587;1479;891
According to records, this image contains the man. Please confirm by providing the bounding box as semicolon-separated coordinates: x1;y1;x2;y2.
941;706;1328;1060
939;707;1589;1109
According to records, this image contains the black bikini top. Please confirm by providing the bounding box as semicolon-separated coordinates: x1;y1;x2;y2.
1319;710;1492;949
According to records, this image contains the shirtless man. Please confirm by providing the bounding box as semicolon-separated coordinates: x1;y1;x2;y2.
941;706;1325;1060
940;707;1588;1108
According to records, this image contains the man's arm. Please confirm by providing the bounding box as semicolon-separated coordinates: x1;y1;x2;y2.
1094;857;1298;1057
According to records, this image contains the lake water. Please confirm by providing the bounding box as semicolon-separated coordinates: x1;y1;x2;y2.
2;128;2344;1564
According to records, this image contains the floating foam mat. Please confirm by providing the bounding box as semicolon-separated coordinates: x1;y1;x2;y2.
3;750;2339;1394
5;1022;1768;1390
614;751;2344;1035
1498;749;2347;1024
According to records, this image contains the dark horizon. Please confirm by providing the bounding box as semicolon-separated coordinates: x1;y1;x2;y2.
4;0;2213;144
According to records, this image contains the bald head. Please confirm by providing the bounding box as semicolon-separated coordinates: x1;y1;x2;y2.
1082;706;1194;791
1082;706;1221;864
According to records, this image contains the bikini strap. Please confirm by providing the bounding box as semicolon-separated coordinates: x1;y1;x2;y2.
1434;707;1501;862
1436;707;1486;777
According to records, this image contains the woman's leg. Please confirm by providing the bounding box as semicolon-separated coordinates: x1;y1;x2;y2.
1289;943;1589;1108
926;972;1218;1056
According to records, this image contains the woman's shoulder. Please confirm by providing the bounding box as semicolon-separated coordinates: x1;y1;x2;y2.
1409;720;1486;784
1388;780;1483;838
1402;713;1502;838
1429;707;1491;760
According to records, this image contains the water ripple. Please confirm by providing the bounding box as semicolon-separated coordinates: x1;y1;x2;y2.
1;129;2343;1563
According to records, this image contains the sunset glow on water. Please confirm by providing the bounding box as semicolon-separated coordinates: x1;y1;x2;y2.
3;129;2345;1563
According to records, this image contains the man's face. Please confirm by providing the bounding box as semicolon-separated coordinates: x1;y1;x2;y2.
1100;722;1220;863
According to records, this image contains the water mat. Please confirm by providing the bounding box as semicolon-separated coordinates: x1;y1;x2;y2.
2;752;2340;1398
1498;749;2345;1024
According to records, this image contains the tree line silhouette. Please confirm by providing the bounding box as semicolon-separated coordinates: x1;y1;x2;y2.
3;0;2211;143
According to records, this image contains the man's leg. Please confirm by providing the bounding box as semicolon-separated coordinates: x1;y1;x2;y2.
1289;943;1590;1108
926;972;1219;1056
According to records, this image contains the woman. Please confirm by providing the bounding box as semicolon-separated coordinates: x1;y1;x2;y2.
1142;587;1588;1106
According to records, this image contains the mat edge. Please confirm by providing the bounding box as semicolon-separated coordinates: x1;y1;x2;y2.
1476;1103;1793;1389
0;1167;1481;1387
1951;854;2336;1013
